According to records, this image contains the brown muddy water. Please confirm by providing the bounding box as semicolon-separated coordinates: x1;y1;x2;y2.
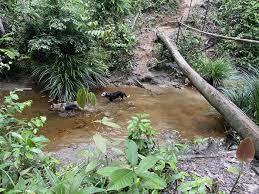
0;86;225;151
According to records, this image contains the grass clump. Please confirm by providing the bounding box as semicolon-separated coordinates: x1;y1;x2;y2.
223;74;259;124
192;55;235;87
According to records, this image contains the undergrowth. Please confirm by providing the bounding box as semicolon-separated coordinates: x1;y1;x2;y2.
1;0;181;101
210;0;259;72
0;92;224;193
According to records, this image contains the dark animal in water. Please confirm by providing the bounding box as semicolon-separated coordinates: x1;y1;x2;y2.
50;101;79;111
101;91;128;101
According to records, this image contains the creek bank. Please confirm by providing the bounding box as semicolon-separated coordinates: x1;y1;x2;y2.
50;135;259;194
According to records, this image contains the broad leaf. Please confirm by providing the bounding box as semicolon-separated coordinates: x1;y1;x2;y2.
76;88;88;109
70;173;86;193
168;171;189;183
97;166;122;176
140;172;167;190
236;137;255;163
93;134;107;154
88;92;97;106
124;139;138;166
44;167;58;185
81;187;106;194
85;160;98;174
108;169;136;191
136;155;158;174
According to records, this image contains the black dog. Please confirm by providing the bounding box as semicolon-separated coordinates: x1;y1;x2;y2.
101;91;128;101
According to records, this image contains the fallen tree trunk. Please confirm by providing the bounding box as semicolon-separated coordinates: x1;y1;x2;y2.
157;32;259;159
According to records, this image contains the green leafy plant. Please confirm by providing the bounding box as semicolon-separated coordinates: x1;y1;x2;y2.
0;33;19;73
192;55;235;87
178;175;213;194
132;0;180;12
16;0;108;101
76;88;97;108
191;136;209;152
211;0;259;71
127;113;157;155
97;139;167;193
223;74;259;123
0;92;223;193
178;31;202;62
0;91;57;191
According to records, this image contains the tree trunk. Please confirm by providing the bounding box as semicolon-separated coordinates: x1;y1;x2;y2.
157;32;259;159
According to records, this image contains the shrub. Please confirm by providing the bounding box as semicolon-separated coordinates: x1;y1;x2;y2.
132;0;180;12
102;23;136;70
192;55;235;87
127;113;156;155
0;33;19;73
177;31;202;62
0;91;57;191
32;54;107;102
18;0;108;101
211;0;259;71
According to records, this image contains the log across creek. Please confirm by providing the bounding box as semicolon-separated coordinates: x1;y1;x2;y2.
157;32;259;159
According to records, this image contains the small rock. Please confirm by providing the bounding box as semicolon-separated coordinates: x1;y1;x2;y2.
103;112;111;117
127;101;135;106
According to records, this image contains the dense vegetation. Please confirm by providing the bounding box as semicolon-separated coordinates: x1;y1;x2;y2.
211;0;259;71
0;0;180;101
1;92;223;193
175;0;259;123
0;0;257;192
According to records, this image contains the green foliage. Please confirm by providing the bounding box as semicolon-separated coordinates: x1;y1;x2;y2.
33;54;107;102
0;33;19;73
223;74;259;123
192;55;235;87
124;139;138;166
127;113;156;155
0;91;57;191
211;0;259;71
90;0;131;21
101;23;136;69
132;0;180;12
1;92;221;194
93;134;108;154
178;175;213;194
15;0;108;101
76;88;97;108
178;31;202;62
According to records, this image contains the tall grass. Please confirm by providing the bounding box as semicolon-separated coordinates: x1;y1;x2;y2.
223;74;259;124
192;55;235;87
33;54;107;102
